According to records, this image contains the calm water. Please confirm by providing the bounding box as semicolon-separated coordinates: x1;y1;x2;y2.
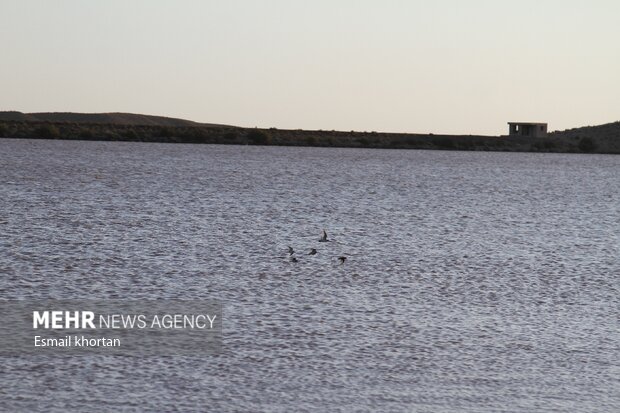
1;139;618;412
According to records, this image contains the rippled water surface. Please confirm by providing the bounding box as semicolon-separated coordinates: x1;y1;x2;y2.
1;139;618;412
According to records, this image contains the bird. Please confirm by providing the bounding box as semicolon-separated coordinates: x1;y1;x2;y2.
319;229;329;242
338;256;347;265
290;257;298;263
308;248;317;255
288;246;294;255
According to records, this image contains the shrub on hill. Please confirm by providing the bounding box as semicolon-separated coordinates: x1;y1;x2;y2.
123;129;139;140
247;129;271;145
578;137;597;153
434;137;455;149
36;124;60;139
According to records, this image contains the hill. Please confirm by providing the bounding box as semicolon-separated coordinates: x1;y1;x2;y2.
0;111;225;127
550;121;620;153
0;111;618;154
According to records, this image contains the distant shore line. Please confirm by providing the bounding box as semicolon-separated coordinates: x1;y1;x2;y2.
0;120;614;154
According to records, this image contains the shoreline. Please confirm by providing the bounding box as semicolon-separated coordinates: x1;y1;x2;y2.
0;119;616;154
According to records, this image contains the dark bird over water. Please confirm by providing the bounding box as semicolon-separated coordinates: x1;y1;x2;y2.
290;257;298;263
338;256;346;265
319;229;329;242
288;246;294;255
308;248;317;255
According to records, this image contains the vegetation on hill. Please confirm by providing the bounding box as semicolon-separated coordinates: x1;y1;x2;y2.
550;121;620;154
0;111;617;154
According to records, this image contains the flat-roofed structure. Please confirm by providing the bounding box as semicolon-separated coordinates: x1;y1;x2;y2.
508;122;548;138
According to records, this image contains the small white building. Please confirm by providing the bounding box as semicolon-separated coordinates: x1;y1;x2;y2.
508;122;547;138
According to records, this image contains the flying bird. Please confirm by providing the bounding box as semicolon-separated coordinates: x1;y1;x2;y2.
338;256;347;265
290;257;298;263
288;246;294;255
319;229;329;242
308;248;317;255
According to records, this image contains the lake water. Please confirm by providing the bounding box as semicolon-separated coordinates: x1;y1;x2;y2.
1;139;618;412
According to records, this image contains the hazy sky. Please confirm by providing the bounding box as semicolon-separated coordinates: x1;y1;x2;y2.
1;0;619;135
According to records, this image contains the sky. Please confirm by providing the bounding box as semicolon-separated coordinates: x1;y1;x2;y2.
1;0;619;135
